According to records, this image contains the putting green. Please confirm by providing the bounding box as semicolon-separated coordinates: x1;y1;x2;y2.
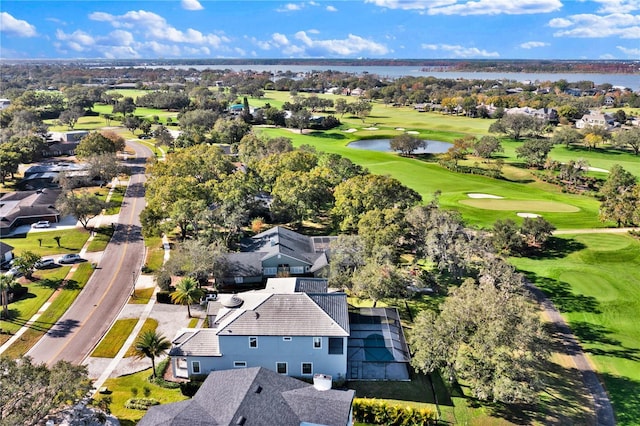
459;199;580;213
558;271;619;302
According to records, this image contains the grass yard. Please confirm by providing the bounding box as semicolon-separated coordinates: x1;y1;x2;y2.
143;236;165;273
100;367;188;426
511;233;640;426
86;226;115;252
124;318;159;358
1;262;94;357
130;287;155;304
92;319;138;358
3;228;91;256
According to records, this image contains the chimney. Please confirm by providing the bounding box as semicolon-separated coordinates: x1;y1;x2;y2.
313;374;332;391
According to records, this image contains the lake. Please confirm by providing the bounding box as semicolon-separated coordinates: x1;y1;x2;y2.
348;139;452;154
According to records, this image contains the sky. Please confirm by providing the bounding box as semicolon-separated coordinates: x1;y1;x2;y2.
1;0;639;60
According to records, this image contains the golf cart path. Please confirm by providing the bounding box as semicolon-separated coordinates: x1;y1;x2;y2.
526;282;616;425
554;227;638;235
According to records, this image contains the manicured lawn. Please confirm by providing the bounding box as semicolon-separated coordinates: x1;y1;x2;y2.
124;318;159;358
130;287;155;304
92;319;138;358
86;226;115;252
143;236;165;273
100;367;188;426
1;262;94;357
3;228;91;256
511;233;640;426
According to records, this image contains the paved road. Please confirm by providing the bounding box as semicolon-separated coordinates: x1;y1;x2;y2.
526;283;616;426
28;142;151;365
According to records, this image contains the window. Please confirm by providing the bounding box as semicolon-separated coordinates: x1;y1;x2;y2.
276;362;288;374
283;336;292;341
313;337;322;349
192;361;201;374
234;361;247;368
249;336;258;348
328;337;344;355
301;362;313;375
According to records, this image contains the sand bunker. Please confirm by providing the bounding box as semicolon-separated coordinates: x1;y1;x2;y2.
467;193;503;199
395;127;405;131
343;128;358;133
517;212;541;218
587;166;609;173
406;131;419;135
363;127;379;130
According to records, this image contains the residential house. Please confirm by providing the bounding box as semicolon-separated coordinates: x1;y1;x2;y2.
169;277;411;382
505;106;558;121
0;189;61;236
222;226;335;286
137;367;355;426
48;131;89;143
0;242;14;266
576;112;615;129
19;163;88;190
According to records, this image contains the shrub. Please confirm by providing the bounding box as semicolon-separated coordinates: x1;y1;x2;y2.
124;398;159;410
180;380;204;397
149;358;181;389
156;290;173;304
352;398;438;425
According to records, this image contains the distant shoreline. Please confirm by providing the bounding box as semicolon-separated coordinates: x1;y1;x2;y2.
2;58;639;74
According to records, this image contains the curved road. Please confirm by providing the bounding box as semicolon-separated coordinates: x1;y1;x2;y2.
28;141;151;365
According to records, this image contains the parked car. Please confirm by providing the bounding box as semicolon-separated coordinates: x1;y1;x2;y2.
59;254;83;264
35;258;56;269
4;267;22;278
32;220;51;228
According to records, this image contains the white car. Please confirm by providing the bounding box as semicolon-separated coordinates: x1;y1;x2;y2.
35;258;56;269
59;254;82;264
32;220;51;228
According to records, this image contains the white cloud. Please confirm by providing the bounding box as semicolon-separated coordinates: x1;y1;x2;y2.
366;0;561;15
89;10;230;46
272;33;290;46
551;13;640;38
520;41;549;49
421;43;499;57
0;12;37;37
56;29;96;49
591;0;640;14
617;45;640;55
326;5;338;12
277;3;303;12
182;0;204;10
548;17;573;28
109;30;135;46
290;31;389;56
600;53;616;59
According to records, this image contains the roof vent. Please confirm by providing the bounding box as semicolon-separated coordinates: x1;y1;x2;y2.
235;416;246;425
255;385;262;394
313;374;332;391
222;294;244;308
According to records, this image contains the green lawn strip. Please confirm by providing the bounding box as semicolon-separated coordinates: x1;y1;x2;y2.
2;263;94;358
100;368;188;426
143;236;165;272
129;287;155;304
105;187;126;215
0;267;70;340
187;318;199;328
45;115;110;131
511;233;640;426
124;318;159;358
3;228;91;256
86;226;115;252
92;319;139;358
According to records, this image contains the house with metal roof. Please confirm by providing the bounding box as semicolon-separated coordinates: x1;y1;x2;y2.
138;366;355;426
170;277;349;381
222;226;335;286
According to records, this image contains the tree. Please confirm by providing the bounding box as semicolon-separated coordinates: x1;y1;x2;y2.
334;98;348;117
112;96;136;116
599;164;639;227
164;240;229;285
410;278;547;404
123;115;142;134
473;135;503;160
520;216;556;248
491;219;525;255
171;277;205;318
350;99;373;123
550;126;583;147
153;125;175;148
332;174;422;231
75;131;121;158
86;153;126;184
133;331;171;379
213;116;251;144
12;250;41;279
489;114;547;140
515;138;554;168
352;260;407;307
271;168;333;225
389;134;426;156
613;127;640;156
357;208;407;263
582;124;611;150
0;274;15;318
0;356;92;424
58;107;84;130
443;136;475;165
327;235;367;291
288;108;312;133
56;191;110;229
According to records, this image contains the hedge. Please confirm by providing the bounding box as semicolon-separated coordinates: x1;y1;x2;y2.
124;398;159;410
352;398;438;425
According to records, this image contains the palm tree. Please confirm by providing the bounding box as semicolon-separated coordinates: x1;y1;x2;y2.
0;274;16;319
133;330;171;379
171;277;204;318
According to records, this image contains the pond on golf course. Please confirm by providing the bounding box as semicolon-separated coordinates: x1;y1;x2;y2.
348;139;453;154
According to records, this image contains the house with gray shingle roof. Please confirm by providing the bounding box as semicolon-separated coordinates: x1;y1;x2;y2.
0;189;61;236
222;226;335;286
170;277;349;381
138;366;355;426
